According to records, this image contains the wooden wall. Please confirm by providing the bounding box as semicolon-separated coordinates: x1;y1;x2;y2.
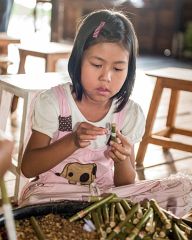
51;0;191;55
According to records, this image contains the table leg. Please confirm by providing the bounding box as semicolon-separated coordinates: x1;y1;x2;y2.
18;50;27;74
136;78;163;167
46;55;56;72
166;89;180;131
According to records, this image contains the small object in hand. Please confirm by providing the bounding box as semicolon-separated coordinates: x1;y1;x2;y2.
111;123;116;142
107;123;117;145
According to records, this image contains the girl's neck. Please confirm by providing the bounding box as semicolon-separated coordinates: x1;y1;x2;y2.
73;93;112;122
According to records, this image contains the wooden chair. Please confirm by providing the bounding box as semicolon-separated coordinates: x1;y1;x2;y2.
136;67;192;167
0;72;69;203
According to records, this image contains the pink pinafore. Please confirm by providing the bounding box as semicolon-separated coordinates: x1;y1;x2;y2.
19;85;126;205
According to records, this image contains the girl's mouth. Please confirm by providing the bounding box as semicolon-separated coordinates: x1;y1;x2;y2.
96;87;110;95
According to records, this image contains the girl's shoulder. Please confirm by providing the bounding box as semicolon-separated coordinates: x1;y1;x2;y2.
37;82;71;102
118;99;145;121
125;99;144;115
120;99;146;144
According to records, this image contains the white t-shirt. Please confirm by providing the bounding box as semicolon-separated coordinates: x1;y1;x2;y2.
32;83;145;147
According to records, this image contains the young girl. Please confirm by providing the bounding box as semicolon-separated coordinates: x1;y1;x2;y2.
19;10;192;217
19;9;145;205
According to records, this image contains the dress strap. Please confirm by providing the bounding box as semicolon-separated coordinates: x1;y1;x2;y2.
52;84;71;116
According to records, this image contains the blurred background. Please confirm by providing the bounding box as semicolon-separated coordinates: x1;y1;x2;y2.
7;0;192;58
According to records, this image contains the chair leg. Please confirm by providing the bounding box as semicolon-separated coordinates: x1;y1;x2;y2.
136;78;163;166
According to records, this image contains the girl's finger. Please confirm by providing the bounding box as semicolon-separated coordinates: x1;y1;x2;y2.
110;141;131;156
112;149;127;161
116;131;132;146
108;150;119;163
80;122;107;135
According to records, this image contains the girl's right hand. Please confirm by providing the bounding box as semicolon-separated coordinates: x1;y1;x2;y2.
72;122;107;148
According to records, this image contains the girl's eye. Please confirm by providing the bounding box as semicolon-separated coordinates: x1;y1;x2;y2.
114;67;124;71
92;63;102;68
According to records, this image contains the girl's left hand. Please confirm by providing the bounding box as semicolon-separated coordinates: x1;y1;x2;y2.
108;131;132;163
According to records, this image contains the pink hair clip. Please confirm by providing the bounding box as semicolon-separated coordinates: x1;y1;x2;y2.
93;21;106;38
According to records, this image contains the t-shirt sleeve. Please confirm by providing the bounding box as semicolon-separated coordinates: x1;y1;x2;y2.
32;89;59;138
121;100;146;144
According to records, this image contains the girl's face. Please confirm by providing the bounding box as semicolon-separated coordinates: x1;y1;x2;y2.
81;42;129;104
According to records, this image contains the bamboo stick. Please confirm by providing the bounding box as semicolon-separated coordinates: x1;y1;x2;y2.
97;207;104;228
120;199;131;212
179;222;192;236
136;205;143;219
69;193;116;222
102;204;112;233
91;211;106;239
126;207;153;240
162;208;192;237
145;208;155;233
30;216;46;240
0;178;17;240
109;202;116;228
83;196;122;203
150;199;172;230
102;204;110;225
173;223;189;240
107;203;139;240
115;202;126;221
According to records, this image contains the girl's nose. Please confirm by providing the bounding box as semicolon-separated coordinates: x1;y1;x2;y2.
100;69;112;82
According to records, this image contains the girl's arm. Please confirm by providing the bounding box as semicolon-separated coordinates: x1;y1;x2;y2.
108;131;136;186
21;122;107;178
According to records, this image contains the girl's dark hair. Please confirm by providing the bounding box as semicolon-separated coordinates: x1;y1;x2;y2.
68;9;138;112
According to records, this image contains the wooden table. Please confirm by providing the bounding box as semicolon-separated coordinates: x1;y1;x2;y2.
0;32;20;54
17;41;73;73
136;67;192;167
0;72;69;203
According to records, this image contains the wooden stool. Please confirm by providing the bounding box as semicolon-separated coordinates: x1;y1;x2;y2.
0;72;69;203
0;55;13;74
0;32;20;55
136;67;192;167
